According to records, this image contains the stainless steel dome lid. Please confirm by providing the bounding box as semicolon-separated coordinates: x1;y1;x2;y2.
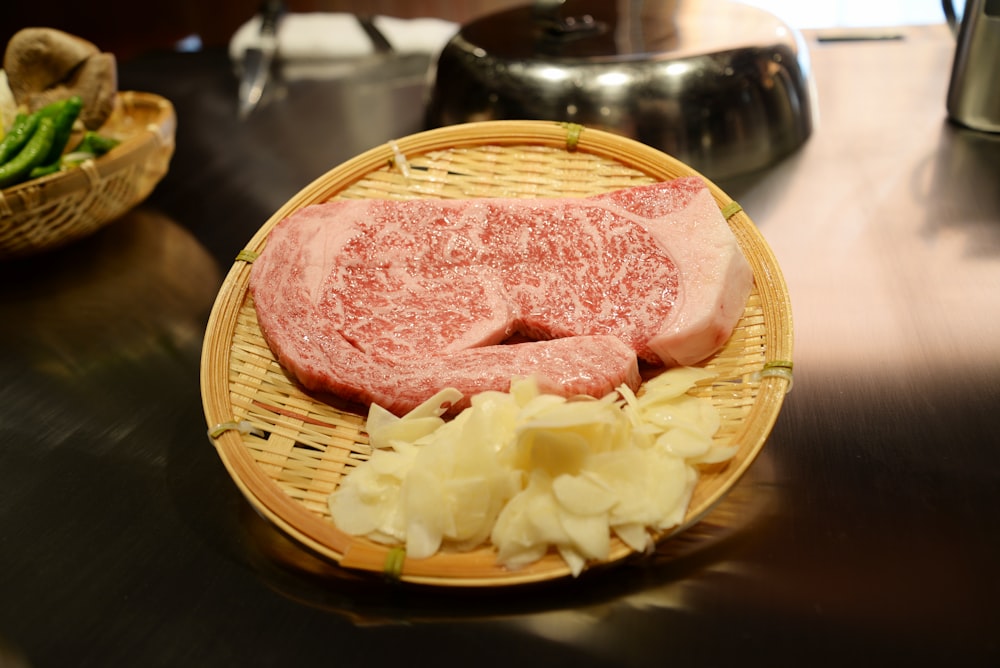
425;0;816;180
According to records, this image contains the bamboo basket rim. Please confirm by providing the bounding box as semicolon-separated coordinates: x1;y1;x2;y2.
200;120;794;588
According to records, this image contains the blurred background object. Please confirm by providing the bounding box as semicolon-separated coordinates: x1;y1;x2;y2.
942;0;1000;133
4;1;946;63
3;1;525;61
739;0;945;29
425;0;816;180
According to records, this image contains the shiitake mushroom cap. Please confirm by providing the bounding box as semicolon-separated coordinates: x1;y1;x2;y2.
3;27;117;130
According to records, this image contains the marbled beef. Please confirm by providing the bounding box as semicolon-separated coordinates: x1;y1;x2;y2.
250;177;752;415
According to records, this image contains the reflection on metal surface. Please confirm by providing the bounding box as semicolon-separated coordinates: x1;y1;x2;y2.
779;118;1000;373
0;208;222;456
504;452;778;649
0;209;221;382
426;0;815;180
0;636;30;668
922;121;1000;253
236;450;778;625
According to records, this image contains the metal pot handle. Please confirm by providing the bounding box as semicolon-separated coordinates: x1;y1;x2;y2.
942;0;961;36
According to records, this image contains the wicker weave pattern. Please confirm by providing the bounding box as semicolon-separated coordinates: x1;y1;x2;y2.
0;92;176;259
201;121;793;586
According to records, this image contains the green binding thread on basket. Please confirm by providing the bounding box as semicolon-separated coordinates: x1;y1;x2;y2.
760;360;794;393
721;201;743;219
236;249;259;263
560;122;584;151
383;546;406;582
207;419;262;439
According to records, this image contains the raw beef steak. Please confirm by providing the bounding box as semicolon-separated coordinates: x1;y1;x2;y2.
250;177;752;415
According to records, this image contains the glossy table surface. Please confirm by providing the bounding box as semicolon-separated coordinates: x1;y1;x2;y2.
2;21;999;668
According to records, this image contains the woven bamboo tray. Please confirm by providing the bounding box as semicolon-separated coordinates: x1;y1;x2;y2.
0;91;176;259
201;120;794;587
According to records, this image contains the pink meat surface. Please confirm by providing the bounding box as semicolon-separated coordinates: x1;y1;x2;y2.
250;177;752;415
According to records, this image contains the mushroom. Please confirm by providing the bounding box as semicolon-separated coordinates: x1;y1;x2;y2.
3;27;117;130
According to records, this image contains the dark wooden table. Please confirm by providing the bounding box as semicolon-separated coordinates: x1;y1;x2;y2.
2;22;998;667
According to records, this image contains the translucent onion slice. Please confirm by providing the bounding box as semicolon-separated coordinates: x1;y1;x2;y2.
328;367;732;576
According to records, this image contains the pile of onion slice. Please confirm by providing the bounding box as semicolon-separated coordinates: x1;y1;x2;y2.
328;367;736;576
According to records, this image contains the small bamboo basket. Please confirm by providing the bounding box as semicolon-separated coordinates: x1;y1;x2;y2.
201;120;794;587
0;91;176;260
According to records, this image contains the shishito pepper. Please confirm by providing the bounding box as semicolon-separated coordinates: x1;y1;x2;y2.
40;95;83;166
1;97;120;188
69;130;119;157
27;162;62;179
0;116;56;188
27;128;120;179
0;113;40;164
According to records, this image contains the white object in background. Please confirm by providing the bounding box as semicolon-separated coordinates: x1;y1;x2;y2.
228;13;458;65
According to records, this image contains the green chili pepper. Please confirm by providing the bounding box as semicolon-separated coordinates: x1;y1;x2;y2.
70;130;120;158
0;97;74;168
37;97;70;119
28;162;63;179
41;95;83;166
0;116;57;189
0;113;40;165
